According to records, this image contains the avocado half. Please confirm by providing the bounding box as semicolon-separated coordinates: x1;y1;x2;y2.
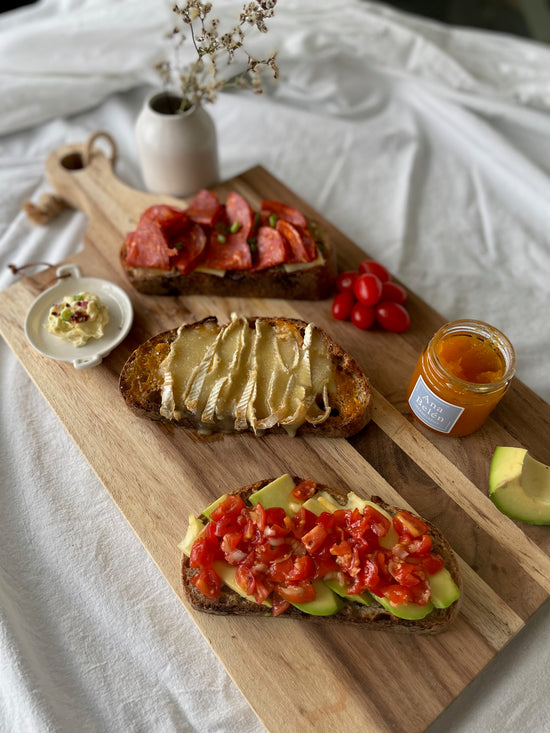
489;447;550;524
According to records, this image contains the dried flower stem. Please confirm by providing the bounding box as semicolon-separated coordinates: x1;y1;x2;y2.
156;1;279;112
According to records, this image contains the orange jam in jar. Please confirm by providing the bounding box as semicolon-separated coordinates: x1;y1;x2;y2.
406;320;516;437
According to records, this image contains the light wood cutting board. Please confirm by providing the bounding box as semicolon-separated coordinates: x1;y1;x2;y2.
2;135;550;733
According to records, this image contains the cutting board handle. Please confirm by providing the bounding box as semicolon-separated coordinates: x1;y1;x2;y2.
24;131;173;235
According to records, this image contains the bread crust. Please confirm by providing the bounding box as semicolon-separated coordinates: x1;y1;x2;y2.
120;219;337;300
181;478;462;633
119;316;372;438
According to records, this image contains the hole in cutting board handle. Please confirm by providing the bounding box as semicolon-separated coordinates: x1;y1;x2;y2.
60;132;118;172
61;152;84;170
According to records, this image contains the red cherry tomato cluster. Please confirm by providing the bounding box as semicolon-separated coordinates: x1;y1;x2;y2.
332;259;411;333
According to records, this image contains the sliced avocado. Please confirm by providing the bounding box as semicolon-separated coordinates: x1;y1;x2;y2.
178;514;205;556
249;474;302;515
489;447;550;525
301;496;326;516
288;579;343;616
429;568;461;609
201;493;229;518
372;594;434;620
212;561;272;608
324;578;373;607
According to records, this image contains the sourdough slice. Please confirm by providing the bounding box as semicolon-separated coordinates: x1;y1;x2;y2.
119;315;371;438
120;219;337;299
181;478;462;633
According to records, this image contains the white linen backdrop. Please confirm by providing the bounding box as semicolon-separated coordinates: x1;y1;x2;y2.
1;1;550;731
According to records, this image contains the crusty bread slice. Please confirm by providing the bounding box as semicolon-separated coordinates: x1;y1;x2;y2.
119;315;371;438
120;219;337;300
181;478;462;633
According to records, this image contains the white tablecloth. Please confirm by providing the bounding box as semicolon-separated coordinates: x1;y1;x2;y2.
1;1;550;731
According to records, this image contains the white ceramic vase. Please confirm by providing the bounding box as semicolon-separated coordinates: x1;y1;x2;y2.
135;91;220;197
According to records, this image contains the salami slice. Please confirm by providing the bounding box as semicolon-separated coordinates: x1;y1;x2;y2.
203;230;252;270
185;189;223;226
296;225;319;262
125;217;175;270
252;226;287;271
276;219;309;263
171;223;207;274
260;200;308;229
225;191;255;239
142;205;187;229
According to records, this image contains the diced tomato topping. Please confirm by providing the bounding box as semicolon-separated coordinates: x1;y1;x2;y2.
210;494;246;521
189;536;216;569
276;582;316;604
187;482;450;615
271;593;290;617
382;584;412;607
301;525;328;554
190;568;221;599
291;506;317;539
291;478;317;501
393;510;429;538
407;534;433;556
236;564;256;596
422;553;445;575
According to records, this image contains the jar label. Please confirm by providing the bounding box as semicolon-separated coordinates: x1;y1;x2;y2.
408;375;464;433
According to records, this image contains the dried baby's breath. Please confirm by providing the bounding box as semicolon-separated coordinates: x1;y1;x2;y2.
156;0;279;111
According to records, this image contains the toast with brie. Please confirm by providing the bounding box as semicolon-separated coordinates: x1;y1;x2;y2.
119;314;371;438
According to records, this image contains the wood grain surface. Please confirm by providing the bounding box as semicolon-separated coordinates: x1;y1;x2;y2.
1;136;550;733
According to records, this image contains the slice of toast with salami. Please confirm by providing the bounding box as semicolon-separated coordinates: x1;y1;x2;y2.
121;189;337;299
179;475;462;632
119;314;371;438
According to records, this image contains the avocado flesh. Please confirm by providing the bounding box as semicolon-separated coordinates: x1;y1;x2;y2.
288;579;343;615
324;578;373;606
489;447;550;525
372;594;434;620
249;474;303;515
178;514;205;555
201;493;229;518
429;568;461;609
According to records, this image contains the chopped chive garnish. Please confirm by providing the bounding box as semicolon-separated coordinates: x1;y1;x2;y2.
269;214;277;227
230;220;242;234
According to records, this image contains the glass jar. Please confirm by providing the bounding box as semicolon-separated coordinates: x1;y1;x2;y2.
406;320;516;437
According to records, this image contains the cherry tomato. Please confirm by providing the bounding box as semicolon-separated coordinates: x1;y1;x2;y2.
381;281;407;305
336;270;358;292
332;291;355;321
350;302;376;330
375;301;410;333
358;259;390;283
353;273;383;306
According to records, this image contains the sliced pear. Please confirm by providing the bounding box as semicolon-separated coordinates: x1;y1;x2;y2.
489;447;550;525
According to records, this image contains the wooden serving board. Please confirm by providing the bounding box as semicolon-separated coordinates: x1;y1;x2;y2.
2;136;550;733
